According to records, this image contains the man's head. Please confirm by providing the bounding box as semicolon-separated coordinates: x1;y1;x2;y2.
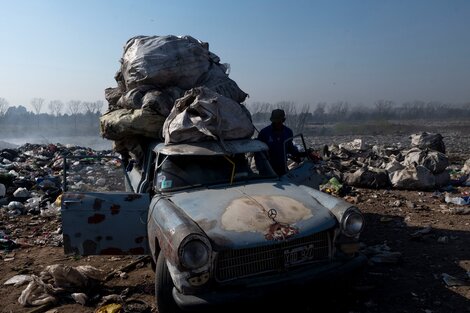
270;109;286;126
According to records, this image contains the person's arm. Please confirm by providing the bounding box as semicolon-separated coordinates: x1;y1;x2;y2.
285;128;299;155
285;128;305;164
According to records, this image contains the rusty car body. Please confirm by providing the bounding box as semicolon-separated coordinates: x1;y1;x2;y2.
61;138;366;312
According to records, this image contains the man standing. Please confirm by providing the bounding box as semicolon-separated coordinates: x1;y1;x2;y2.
257;109;300;176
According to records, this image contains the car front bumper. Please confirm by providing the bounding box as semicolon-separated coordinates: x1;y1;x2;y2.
172;253;367;311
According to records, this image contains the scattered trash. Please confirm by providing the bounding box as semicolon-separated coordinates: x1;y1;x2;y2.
95;303;123;313
0;238;19;250
123;299;151;313
437;236;449;244
441;273;469;287
339;139;368;151
440;207;470;215
320;177;344;195
361;243;402;264
410;226;432;239
13;187;31;198
444;195;470;206
3;274;32;287
18;264;105;307
71;292;88;305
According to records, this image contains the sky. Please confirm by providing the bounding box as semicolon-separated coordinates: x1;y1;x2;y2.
1;0;470;111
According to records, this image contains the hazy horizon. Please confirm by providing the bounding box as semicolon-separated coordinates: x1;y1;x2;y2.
1;0;470;111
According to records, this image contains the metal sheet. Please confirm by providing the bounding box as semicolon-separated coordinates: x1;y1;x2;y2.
62;192;150;255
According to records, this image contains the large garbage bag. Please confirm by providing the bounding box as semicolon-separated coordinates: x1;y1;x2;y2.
384;158;405;173
343;166;391;189
163;87;254;144
410;132;445;153
141;86;184;116
403;148;448;174
104;87;124;110
120;35;212;90
199;63;248;103
100;107;166;140
116;85;155;109
389;165;436;190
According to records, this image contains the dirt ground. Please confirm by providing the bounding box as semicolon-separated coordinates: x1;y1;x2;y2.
1;129;469;313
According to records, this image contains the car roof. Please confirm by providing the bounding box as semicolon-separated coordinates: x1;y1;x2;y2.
154;139;268;156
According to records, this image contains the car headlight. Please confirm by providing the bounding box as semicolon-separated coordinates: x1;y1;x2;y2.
179;239;210;270
341;209;364;237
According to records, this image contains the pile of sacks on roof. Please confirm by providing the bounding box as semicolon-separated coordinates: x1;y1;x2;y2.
320;132;470;191
101;35;254;162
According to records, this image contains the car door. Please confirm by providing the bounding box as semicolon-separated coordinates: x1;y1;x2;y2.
61;155;150;256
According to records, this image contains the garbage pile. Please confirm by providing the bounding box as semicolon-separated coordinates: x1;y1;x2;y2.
101;35;254;162
0;143;121;249
319;132;470;192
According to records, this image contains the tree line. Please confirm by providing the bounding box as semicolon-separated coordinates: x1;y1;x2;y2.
0;98;105;137
247;100;470;134
1;97;470;138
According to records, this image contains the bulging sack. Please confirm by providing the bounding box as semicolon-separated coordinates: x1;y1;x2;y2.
163;87;254;144
410;132;445;153
121;35;212;90
100;108;166;140
390;165;435;190
343;166;391;189
199;63;248;103
403;148;448;174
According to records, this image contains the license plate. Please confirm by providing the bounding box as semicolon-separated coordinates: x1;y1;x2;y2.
284;244;315;267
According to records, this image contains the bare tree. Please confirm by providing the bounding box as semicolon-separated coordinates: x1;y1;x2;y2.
48;100;64;128
67;100;82;130
328;101;350;122
93;100;104;115
246;102;272;123
83;101;94;114
374;100;394;118
31;98;44;128
0;97;9;118
275;101;311;134
31;98;44;115
313;102;326;123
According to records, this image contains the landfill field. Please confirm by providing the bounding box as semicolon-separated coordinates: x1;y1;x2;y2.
0;127;469;313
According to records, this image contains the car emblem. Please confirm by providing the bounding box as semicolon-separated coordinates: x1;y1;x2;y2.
267;208;277;220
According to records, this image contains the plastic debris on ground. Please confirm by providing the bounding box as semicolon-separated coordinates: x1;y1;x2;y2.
18;264;105;307
444;195;470;206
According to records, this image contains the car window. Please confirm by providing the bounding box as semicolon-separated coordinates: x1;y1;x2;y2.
155;152;276;191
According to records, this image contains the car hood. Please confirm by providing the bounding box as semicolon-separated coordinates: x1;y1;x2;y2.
168;181;337;250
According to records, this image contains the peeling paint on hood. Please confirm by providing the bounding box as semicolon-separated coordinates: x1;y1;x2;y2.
221;195;312;239
168;182;337;249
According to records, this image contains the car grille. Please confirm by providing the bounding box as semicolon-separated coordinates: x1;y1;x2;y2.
215;229;333;282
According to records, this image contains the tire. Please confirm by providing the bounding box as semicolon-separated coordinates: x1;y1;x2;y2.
155;252;181;313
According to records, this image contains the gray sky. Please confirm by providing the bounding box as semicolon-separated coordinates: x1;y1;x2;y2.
1;0;469;111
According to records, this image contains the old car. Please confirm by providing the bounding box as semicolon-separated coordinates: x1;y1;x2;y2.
61;138;366;312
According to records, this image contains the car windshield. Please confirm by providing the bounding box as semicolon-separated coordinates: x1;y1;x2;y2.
155;151;276;191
